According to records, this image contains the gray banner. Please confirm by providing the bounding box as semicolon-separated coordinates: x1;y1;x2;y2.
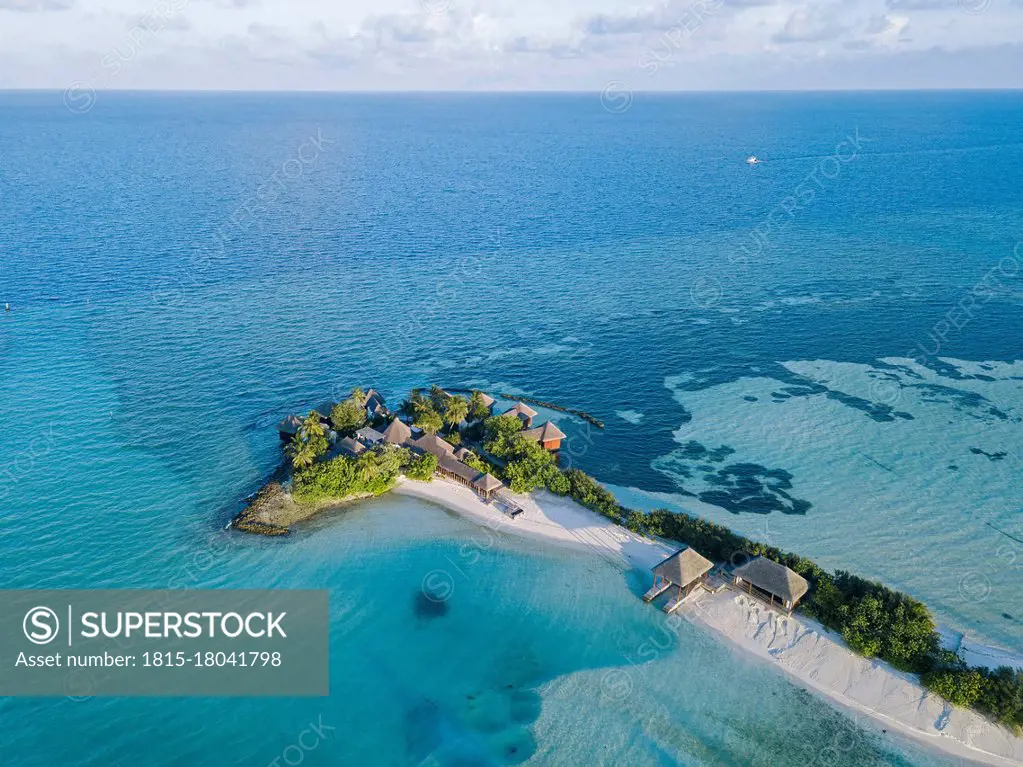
0;590;329;697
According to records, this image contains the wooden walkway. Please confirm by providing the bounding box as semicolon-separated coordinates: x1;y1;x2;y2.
643;581;671;603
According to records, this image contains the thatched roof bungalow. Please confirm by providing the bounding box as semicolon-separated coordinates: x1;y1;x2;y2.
363;389;387;418
277;414;303;441
413;433;456;459
644;547;714;612
337;437;366;458
522;421;566;451
314;402;338;424
381;418;412;446
732;557;809;612
504;402;538;428
433;455;505;501
472;472;503;500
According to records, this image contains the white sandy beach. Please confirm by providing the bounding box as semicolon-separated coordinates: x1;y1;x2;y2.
393;477;1023;767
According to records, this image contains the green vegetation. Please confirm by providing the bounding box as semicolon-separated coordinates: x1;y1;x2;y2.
330;388;368;434
468;390;491;422
974;667;1023;728
483;414;561;494
291;445;403;502
407;391;443;434
279;384;1023;731
462;451;498;477
443;395;469;428
556;467;1023;731
285;412;329;469
403;452;437;481
922;667;984;708
483;413;525;447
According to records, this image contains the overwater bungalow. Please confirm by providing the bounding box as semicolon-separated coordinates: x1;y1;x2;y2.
732;556;809;613
522;421;566;451
504;402;538;428
644;547;714;613
380;417;412;445
277;414;303;441
363;389;387;419
314;402;337;425
356;426;386;445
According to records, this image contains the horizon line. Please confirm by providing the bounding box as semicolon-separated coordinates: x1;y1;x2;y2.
2;86;1023;95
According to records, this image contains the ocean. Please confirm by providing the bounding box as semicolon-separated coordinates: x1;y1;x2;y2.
1;90;1021;765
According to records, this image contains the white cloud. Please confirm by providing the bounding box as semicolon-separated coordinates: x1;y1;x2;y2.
0;0;1021;89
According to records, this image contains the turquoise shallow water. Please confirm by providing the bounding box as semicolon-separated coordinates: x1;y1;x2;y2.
1;91;1021;763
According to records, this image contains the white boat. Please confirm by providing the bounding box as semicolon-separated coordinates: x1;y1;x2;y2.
746;155;761;165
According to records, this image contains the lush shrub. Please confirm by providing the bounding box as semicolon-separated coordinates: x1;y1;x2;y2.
403;452;437;481
468;391;491;422
923;669;984;708
443;432;462;447
546;471;570;495
483;414;524;452
462;452;496;476
974;667;1023;730
563;469;626;523
330;390;368;434
501;439;559;493
291;447;401;503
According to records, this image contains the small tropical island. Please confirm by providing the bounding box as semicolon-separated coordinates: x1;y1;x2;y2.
236;384;1023;765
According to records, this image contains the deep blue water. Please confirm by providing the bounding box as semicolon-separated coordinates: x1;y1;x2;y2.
1;91;1021;765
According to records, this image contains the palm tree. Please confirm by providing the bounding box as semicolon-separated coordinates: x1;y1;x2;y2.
398;398;415;419
443;395;469;429
299;412;326;441
356;450;384;482
287;411;328;469
286;438;317;469
468;391;488;422
429;384;448;410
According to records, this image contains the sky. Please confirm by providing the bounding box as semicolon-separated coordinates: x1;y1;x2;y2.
1;0;1022;91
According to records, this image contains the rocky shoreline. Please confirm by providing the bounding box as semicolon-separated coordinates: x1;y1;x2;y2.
232;479;373;536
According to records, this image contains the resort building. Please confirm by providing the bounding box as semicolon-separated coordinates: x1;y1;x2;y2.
504;401;538;428
521;421;566;451
380;418;412;445
396;425;507;503
336;437;366;458
356;426;385;445
314;402;337;425
412;433;456;459
277;414;303;441
732;557;809;613
363;389;387;419
476;392;496;416
644;547;714;614
472;472;504;501
434;455;504;501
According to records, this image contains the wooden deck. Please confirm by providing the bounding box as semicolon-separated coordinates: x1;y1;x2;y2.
494;491;525;519
643;580;671;603
663;591;686;614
